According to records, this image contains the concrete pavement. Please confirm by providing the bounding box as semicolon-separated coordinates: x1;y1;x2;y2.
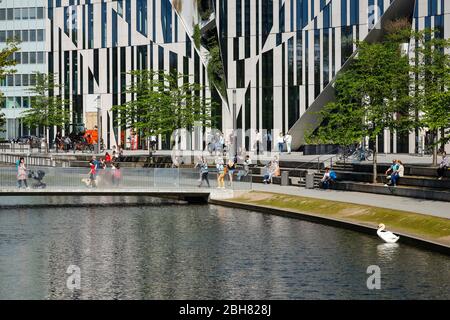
250;183;450;219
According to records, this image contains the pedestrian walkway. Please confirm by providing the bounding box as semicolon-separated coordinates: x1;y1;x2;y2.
251;184;450;219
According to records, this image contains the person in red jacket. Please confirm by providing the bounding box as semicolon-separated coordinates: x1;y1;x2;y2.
105;152;111;164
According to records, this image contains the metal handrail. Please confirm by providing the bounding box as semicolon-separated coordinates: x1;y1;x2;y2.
293;146;342;172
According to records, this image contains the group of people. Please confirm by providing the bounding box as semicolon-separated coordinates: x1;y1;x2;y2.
384;159;405;187
262;157;280;184
86;153;122;188
276;133;293;154
254;131;292;154
196;155;253;188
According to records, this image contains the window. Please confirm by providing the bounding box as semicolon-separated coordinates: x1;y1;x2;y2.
22;52;29;64
23;97;30;108
14;52;21;64
0;9;6;21
29;7;36;19
0;31;5;43
19;30;27;42
341;0;347;26
29;52;36;64
37;7;44;19
14;8;21;20
23;75;29;87
7;30;13;41
7;75;14;86
15;75;22;87
30;30;36;42
30;74;36;86
37;30;44;41
37;52;44;64
22;8;29;20
14;30;21;41
15;97;22;108
7;8;13;20
118;0;124;17
6;97;15;108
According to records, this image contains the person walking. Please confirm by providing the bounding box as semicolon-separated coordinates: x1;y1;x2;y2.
284;133;292;154
437;152;448;180
88;160;97;188
226;158;236;186
216;158;226;189
17;157;29;189
277;133;285;154
198;159;210;188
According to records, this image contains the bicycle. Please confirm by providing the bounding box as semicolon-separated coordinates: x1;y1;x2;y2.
351;148;373;161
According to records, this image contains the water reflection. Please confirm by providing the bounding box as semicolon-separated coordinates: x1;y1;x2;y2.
0;201;449;300
377;243;400;261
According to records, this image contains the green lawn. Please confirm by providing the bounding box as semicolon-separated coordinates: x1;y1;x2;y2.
230;191;450;246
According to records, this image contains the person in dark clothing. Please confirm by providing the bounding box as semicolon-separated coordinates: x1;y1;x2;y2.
198;159;210;188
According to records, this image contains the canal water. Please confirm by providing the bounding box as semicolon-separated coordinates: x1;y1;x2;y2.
0;201;449;299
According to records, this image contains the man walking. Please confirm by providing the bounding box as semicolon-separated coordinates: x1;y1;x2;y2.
198;159;210;188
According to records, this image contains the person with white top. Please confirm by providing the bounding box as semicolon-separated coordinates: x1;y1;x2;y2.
391;160;404;186
437;152;448;180
277;133;285;153
284;133;292;154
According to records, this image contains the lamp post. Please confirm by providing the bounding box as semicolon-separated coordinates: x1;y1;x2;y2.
232;89;237;157
96;95;101;154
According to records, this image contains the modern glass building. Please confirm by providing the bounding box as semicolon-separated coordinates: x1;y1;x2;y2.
0;0;48;140
0;0;449;153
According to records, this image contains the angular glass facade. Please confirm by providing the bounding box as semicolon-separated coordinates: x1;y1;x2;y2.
0;0;448;153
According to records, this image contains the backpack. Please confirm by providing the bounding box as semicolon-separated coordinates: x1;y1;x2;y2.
330;171;337;180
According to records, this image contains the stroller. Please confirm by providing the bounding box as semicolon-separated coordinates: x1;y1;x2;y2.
28;170;47;189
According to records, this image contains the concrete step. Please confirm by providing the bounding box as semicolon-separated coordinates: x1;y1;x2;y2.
333;181;450;202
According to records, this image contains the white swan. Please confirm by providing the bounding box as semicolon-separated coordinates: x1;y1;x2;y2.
377;223;400;243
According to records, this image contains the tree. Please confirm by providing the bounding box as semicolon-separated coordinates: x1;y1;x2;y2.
21;72;70;152
0;110;6;133
112;70;215;155
411;29;450;164
309;32;413;183
0;40;20;135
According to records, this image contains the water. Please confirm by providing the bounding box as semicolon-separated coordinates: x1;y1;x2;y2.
0;200;449;300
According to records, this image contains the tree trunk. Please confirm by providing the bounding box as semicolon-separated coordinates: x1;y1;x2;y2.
432;129;438;166
373;136;378;184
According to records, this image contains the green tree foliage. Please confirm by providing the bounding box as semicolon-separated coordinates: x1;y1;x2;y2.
411;29;450;163
207;42;227;100
112;70;215;149
193;24;201;49
309;32;413;182
0;40;20;134
21;73;70;151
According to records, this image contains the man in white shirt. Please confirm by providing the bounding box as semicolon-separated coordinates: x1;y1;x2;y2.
284;133;292;154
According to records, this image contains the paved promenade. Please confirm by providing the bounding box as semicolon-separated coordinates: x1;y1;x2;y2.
249;184;450;219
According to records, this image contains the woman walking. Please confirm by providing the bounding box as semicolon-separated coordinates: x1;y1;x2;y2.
17;157;29;189
216;159;226;189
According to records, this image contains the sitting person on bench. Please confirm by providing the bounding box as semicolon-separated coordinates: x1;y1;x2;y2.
437;152;448;180
320;167;336;189
385;160;404;187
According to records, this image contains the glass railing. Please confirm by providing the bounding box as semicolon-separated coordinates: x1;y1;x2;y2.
0;166;252;191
